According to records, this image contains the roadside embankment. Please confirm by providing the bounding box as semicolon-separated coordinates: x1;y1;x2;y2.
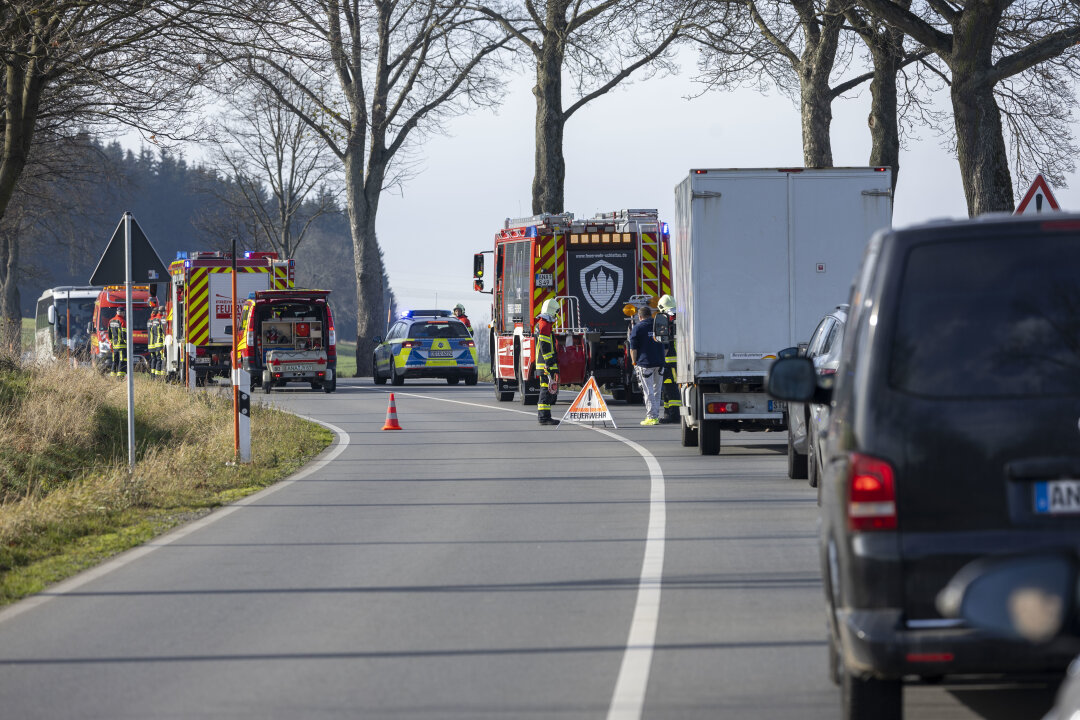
0;350;332;607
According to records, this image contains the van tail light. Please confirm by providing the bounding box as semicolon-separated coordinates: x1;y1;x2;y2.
848;454;897;531
819;368;837;376
326;308;336;361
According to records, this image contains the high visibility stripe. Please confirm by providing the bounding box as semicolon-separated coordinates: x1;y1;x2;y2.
187;268;210;347
533;234;560;313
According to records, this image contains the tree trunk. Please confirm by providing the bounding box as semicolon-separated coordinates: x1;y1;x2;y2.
800;65;834;167
532;38;566;215
868;41;901;191
951;79;1013;215
344;146;385;378
0;231;21;353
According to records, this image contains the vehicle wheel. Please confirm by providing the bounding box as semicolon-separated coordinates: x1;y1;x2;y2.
841;668;901;720
323;375;337;393
494;378;514;402
699;420;721;455
391;364;404;386
310;381;320;390
373;356;387;385
517;367;538;406
447;376;460;385
788;426;809;479
808;440;819;489
465;372;478;386
681;416;698;447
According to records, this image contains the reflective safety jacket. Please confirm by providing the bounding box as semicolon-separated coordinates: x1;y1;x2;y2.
456;313;472;332
534;315;557;374
663;314;677;366
109;316;127;350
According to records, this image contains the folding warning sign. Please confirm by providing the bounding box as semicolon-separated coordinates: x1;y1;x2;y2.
559;376;616;428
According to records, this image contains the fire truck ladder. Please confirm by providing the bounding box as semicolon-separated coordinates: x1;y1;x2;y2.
637;221;661;296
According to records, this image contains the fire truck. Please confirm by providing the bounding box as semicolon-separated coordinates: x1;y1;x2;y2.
89;285;156;373
472;209;672;404
164;251;294;385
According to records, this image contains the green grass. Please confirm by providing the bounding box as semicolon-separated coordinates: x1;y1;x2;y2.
337;339;357;377
21;317;32;352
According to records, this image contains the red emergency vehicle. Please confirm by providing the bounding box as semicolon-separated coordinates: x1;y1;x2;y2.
89;285;156;373
164;251;294;384
472;209;673;404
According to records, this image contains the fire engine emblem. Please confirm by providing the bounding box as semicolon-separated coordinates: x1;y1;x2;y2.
579;260;624;314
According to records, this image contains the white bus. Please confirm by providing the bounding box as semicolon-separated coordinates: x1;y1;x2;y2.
34;286;101;362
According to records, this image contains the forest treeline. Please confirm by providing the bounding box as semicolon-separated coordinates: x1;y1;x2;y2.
14;138;390;341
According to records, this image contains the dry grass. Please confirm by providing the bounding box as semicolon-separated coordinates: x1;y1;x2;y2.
0;346;332;604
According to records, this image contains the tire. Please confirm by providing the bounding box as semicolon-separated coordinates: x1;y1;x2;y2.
808;439;819;489
699;420;721;455
391;364;404;386
681;416;698;447
494;378;514;402
841;668;901;720
323;375;337;393
447;376;460;385
464;372;478;386
788;426;809;479
517;367;538;406
828;632;841;686
373;356;387;385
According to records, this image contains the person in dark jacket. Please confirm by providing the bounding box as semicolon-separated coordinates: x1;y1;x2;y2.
628;305;665;425
535;298;561;425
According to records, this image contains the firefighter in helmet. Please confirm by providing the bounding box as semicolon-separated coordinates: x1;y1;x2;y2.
536;298;560;425
657;294;681;423
150;308;164;378
453;303;472;333
108;307;127;377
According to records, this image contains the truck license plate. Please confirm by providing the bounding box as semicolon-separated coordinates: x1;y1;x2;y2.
429;350;453;358
1035;481;1080;514
768;400;786;412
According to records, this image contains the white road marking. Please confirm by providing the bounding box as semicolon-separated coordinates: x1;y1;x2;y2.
374;388;666;720
0;416;350;626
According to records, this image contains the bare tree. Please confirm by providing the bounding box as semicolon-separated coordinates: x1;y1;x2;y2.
209;81;340;260
0;1;203;346
205;1;510;376
855;0;1080;215
474;1;699;214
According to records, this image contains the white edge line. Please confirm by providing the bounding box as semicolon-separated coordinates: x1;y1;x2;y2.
369;388;665;720
0;416;350;626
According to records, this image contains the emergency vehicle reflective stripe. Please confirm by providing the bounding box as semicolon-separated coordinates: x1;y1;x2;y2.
185;266;281;348
531;234;566;319
641;232;674;298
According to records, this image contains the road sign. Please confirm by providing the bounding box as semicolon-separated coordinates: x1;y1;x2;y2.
1015;174;1061;215
89;213;170;285
560;376;616;427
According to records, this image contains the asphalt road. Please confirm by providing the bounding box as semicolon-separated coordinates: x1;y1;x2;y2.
0;379;1059;719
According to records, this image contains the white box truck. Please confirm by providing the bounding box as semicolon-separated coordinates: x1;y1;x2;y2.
673;167;893;454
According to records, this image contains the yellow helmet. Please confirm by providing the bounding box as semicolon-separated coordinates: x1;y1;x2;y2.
541;298;561;316
658;294;675;313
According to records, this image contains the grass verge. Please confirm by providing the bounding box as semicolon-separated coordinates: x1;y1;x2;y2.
0;352;332;607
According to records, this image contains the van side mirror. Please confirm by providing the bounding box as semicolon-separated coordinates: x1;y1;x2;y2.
778;346;799;360
87;322;94;334
47;305;56;325
767;357;822;403
938;553;1077;643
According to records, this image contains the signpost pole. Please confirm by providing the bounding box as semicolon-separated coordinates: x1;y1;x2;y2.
124;212;135;472
231;239;239;461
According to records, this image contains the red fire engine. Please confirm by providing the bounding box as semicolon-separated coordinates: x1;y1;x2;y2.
472;209;673;403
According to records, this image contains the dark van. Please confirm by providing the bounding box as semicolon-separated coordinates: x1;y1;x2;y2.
768;214;1080;718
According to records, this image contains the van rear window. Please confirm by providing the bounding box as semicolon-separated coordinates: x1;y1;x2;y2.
890;234;1080;397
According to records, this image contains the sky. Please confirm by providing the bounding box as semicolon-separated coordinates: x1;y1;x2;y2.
375;60;1080;322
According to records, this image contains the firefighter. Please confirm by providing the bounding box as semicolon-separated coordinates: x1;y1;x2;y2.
657;294;681;423
150;309;164;378
453;303;472;333
535;298;560;426
108;307;127;377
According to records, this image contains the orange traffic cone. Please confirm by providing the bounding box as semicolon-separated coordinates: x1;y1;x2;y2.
382;393;402;430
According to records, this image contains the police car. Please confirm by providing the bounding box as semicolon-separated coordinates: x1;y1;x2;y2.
373;310;478;386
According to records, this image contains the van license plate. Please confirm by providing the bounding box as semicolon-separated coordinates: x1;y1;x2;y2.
1034;481;1080;514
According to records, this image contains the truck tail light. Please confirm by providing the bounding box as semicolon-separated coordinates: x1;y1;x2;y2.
706;402;738;413
819;368;837;376
848;454;897;531
195;346;207;357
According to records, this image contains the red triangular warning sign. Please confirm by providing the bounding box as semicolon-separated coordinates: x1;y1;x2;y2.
559;377;616;428
1015;174;1061;215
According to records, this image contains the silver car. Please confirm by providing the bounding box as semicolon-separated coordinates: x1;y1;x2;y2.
784;304;847;488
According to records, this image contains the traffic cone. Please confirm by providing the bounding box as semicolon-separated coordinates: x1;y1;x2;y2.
382;393;402;430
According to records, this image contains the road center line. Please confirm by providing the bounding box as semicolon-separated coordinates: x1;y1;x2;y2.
372;388;666;720
0;416;351;626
